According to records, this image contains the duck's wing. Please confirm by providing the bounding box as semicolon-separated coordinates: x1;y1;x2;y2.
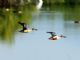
18;21;29;30
24;25;29;30
18;21;25;26
47;32;56;37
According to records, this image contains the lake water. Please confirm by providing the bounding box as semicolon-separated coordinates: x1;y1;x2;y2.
0;6;80;60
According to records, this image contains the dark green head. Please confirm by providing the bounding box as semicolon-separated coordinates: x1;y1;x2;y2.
32;28;38;31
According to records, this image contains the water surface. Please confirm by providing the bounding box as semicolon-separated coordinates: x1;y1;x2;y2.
0;6;80;60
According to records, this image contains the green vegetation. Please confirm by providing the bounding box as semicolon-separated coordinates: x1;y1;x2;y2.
0;0;80;44
0;0;80;8
0;6;34;44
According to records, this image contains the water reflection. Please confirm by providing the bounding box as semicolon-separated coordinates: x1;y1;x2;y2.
43;5;80;21
0;5;80;44
64;6;80;21
0;7;33;44
0;5;80;60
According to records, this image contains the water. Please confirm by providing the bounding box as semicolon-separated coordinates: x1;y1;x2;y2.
0;6;80;60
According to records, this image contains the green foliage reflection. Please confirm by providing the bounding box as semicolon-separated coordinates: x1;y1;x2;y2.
0;6;33;44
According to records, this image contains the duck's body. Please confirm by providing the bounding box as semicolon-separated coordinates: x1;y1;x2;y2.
24;29;32;32
19;29;32;33
47;32;66;40
18;21;37;33
49;36;63;40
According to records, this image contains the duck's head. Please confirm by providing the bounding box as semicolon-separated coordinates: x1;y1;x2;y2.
74;21;79;23
60;35;66;38
32;28;38;31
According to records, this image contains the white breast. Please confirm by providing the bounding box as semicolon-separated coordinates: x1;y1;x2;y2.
53;36;61;40
24;29;32;32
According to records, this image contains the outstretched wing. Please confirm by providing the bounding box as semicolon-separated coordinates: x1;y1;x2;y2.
18;21;29;30
18;21;25;26
47;32;56;37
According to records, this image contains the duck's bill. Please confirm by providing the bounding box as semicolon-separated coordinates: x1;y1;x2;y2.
35;29;38;30
62;35;66;38
60;35;66;38
32;28;38;30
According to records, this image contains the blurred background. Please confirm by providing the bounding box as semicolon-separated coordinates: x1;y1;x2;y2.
0;0;80;43
0;0;80;60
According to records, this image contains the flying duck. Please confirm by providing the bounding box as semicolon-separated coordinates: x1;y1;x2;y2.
18;21;37;33
74;21;79;23
47;32;66;40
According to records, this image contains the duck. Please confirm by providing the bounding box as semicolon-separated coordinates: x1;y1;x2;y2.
47;32;66;40
18;21;37;33
74;21;79;23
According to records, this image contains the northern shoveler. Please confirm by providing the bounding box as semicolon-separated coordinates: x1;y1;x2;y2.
47;32;66;40
74;21;79;23
18;21;37;33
